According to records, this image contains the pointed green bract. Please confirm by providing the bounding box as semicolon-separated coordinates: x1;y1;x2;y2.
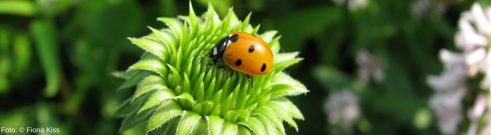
253;106;285;134
128;54;167;77
246;117;266;135
266;101;299;131
206;115;224;135
138;88;176;113
119;107;153;133
176;111;203;135
128;37;166;61
270;72;308;96
222;122;239;135
256;113;278;135
131;75;166;102
118;3;308;134
238;126;253;135
147;101;182;132
118;70;151;90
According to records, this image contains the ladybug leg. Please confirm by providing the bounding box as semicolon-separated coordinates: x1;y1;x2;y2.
217;64;227;68
208;55;224;67
209;58;227;68
211;58;228;69
208;56;218;65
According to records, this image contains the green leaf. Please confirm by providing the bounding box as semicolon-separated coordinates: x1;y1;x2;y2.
246;117;266;135
176;111;202;135
195;118;209;134
176;93;196;108
274;52;302;70
128;54;167;77
13;33;31;75
148;118;178;135
119;109;153;133
205;77;217;100
116;93;151;117
206;115;224;135
31;19;61;97
269;36;281;54
269;72;308;96
147;101;183;132
196;81;205;102
115;99;134;117
252;24;261;35
139;88;176;113
0;0;36;16
221;8;240;32
0;28;10;92
148;27;176;55
265;102;299;131
132;75;166;101
253;106;285;134
260;31;278;44
157;18;183;40
240;12;252;32
238;126;252;135
166;64;181;88
222;122;238;135
182;73;192;94
272;98;304;120
36;104;62;134
256;113;278;135
118;70;151;90
268;84;294;98
128;37;166;61
202;3;220;32
187;2;200;33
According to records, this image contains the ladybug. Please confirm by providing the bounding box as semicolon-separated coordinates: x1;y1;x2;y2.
209;32;274;76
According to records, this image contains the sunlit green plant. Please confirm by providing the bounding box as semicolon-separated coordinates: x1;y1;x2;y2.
0;28;31;93
116;3;308;134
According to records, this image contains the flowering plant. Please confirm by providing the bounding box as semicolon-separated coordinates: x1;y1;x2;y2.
116;3;308;134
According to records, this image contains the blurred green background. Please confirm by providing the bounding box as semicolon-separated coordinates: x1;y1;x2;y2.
0;0;479;134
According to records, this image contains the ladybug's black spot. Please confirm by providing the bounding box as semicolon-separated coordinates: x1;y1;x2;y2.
261;63;266;72
230;34;239;42
248;45;255;53
235;59;242;66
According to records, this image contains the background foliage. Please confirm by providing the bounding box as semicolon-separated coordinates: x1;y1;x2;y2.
0;0;481;134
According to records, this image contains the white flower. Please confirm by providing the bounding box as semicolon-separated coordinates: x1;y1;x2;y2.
356;49;384;84
481;53;491;89
430;3;491;135
454;3;491;89
332;0;368;11
427;50;467;91
323;89;360;129
466;94;488;135
481;124;491;135
468;94;487;121
427;50;468;135
429;88;466;135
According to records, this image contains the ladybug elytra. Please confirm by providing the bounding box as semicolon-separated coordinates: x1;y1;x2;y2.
209;32;274;76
